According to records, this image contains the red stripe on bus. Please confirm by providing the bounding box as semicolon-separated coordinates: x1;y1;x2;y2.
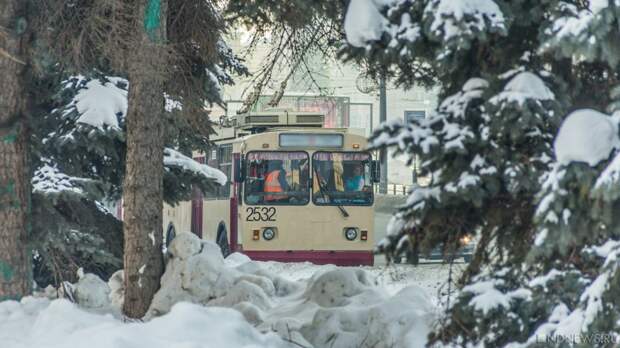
230;153;240;252
242;250;374;266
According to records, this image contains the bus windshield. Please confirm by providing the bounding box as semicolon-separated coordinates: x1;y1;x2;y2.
245;151;310;205
312;152;373;206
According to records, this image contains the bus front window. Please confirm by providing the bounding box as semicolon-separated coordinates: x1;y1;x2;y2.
312;152;373;206
245;151;310;205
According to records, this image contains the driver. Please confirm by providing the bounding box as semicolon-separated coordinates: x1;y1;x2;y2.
345;163;365;192
264;160;289;202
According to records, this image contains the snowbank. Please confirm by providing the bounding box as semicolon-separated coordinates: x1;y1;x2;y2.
147;232;437;347
0;298;289;348
2;233;437;348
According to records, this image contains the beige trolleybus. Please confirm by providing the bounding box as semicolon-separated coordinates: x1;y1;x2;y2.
163;110;379;266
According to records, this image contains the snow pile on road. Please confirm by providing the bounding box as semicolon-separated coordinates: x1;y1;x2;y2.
147;232;436;347
0;232;437;348
0;297;289;348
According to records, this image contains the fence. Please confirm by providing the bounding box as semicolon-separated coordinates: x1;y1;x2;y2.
374;184;412;196
374;176;432;195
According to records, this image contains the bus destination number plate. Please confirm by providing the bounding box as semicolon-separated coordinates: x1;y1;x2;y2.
246;207;276;222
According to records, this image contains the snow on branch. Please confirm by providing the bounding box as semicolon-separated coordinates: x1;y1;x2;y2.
462;277;531;315
64;76;128;129
163;148;227;186
32;163;87;196
489;71;555;106
344;0;388;48
525;240;620;344
424;0;506;58
541;1;619;63
370;77;486;155
554;109;619;167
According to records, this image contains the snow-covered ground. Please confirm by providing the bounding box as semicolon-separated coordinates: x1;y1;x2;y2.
260;259;465;305
0;233;463;348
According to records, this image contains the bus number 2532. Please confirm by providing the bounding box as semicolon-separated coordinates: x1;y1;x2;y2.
245;207;276;222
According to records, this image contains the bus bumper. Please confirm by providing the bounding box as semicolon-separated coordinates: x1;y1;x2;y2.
242;250;374;266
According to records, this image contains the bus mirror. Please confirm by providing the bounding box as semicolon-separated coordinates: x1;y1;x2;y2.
371;160;381;183
234;157;246;183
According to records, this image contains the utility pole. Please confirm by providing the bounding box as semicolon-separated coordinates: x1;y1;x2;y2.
379;73;387;194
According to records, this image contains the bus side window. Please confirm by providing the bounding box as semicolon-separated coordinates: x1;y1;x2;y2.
218;144;232;199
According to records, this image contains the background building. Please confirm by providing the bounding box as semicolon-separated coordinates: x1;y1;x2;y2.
211;32;438;186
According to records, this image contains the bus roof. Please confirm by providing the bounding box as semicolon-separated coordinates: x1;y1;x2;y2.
232;128;369;153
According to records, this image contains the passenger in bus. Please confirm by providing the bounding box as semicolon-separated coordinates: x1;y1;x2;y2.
264;160;289;202
345;163;365;192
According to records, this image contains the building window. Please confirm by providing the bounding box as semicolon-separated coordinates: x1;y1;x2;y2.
404;110;426;123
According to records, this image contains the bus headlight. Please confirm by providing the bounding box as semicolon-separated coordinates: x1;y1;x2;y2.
262;228;276;241
345;228;358;241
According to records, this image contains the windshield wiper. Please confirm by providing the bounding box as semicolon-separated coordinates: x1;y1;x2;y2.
313;168;349;218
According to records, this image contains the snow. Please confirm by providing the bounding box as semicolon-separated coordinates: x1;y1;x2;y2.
595;150;620;189
529;268;564;288
1;232;449;348
386;214;407;237
344;0;387;47
164;148;228;185
148;232;438;347
547;1;611;42
395;13;421;43
0;299;289;348
439;78;487;119
490;71;555;106
164;94;182;112
463;77;489;92
462;279;531;315
406;186;441;211
554;109;619;166
537;165;567;219
32;163;85;196
72;273;111;310
68;77;128;129
591;239;620;263
258;259;464;302
425;0;506;42
524;241;620;343
107;270;124;310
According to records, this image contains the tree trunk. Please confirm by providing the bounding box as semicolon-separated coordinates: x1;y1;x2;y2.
0;0;32;300
122;0;167;318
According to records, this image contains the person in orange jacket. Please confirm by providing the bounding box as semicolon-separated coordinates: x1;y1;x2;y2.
264;160;289;202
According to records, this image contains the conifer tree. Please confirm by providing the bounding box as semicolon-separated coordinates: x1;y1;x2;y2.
0;0;33;300
341;0;620;346
31;0;246;317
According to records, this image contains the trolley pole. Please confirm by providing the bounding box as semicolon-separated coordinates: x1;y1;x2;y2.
379;73;388;194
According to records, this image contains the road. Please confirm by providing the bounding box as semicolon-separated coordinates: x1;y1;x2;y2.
372;195;470;266
373;212;392;265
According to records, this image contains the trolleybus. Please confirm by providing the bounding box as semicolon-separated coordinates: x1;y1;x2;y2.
163;110;379;266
